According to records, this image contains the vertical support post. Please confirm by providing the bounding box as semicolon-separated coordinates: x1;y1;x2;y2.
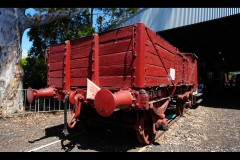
64;40;71;91
44;98;45;112
38;98;40;112
24;89;26;109
92;33;99;85
46;47;50;86
54;100;56;110
59;100;61;111
63;95;69;136
196;58;199;90
34;99;36;112
49;99;50;111
133;23;146;88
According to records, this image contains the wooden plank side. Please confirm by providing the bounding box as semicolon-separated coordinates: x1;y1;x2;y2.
145;39;158;56
49;44;65;53
70;58;90;69
175;63;183;82
49;61;64;71
99;76;132;87
70;68;89;78
49;54;65;63
99;51;133;66
161;59;174;70
146;39;175;67
183;61;188;82
99;39;132;55
188;63;196;84
155;36;177;54
174;55;184;83
145;51;163;67
145;64;167;77
49;78;63;88
145;76;170;86
48;70;63;78
70;36;93;47
70;78;87;87
155;44;175;62
146;28;176;54
99;26;133;43
99;65;134;76
70;46;92;59
175;55;183;65
175;70;183;83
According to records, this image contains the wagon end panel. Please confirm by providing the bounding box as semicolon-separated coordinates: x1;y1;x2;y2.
98;25;136;88
70;35;98;87
47;44;65;89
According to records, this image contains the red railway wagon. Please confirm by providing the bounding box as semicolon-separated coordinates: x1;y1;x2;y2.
27;23;200;144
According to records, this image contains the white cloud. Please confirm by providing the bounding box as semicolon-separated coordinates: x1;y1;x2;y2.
22;50;28;59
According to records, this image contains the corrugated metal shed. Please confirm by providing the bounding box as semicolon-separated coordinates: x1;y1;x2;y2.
115;8;240;32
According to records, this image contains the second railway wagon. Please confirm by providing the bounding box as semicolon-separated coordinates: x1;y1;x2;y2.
27;23;200;144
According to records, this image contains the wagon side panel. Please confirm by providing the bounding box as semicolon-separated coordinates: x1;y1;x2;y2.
144;26;177;87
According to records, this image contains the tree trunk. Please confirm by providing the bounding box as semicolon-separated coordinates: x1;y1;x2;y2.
0;8;24;116
0;8;85;117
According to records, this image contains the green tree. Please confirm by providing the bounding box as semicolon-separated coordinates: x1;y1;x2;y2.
27;8;139;58
28;8;94;58
21;57;47;89
96;8;139;32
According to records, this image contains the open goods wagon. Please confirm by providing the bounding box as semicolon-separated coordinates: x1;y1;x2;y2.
27;23;200;144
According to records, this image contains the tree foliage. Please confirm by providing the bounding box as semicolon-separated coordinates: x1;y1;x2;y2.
96;8;139;32
21;57;47;89
27;8;94;58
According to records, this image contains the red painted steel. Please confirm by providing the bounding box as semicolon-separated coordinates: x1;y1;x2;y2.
27;87;56;103
94;89;133;117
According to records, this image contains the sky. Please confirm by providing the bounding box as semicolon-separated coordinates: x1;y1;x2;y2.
21;8;35;58
21;8;102;59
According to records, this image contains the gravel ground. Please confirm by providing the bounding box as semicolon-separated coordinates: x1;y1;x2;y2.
0;88;239;152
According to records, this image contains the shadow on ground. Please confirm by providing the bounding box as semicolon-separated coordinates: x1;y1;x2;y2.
29;119;143;152
200;86;240;110
28;87;240;152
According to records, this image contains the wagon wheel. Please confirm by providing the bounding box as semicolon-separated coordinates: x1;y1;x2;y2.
136;111;155;145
